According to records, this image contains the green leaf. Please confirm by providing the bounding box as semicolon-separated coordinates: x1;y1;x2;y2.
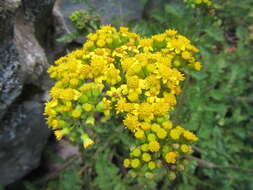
165;4;184;18
59;165;82;190
236;26;247;42
204;26;224;42
209;90;224;101
94;151;126;190
56;32;81;43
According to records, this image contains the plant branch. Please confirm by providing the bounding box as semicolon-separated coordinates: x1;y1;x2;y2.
35;155;80;185
187;155;253;174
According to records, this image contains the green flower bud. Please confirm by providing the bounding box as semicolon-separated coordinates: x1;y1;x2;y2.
145;172;154;179
80;94;89;103
59;120;69;128
95;102;104;112
168;172;176;180
92;88;101;97
86;116;95;126
129;170;137;178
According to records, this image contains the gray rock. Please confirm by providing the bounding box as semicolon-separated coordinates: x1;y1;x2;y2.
22;0;55;22
15;10;49;85
0;42;22;121
0;0;56;186
0;0;22;121
0;100;49;186
0;0;21;43
51;4;72;58
143;0;180;19
58;0;145;35
91;0;144;25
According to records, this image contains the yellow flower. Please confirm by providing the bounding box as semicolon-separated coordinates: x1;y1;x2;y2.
141;144;149;152
106;38;113;44
123;114;139;131
165;152;178;164
142;153;151;162
45;26;201;174
156;128;167;139
151;124;161;132
181;144;190;153
72;109;82;118
123;159;131;168
127;76;139;88
131;148;141;157
170;128;181;140
162;121;173;130
83;138;94;148
183;131;198;141
139;38;153;52
149;141;160;152
147;133;157;142
96;39;106;47
128;92;139;102
131;159;141;168
138;102;154;121
87;33;97;41
194;61;202;70
54;130;63;140
182;51;192;60
165;29;177;36
152;34;166;42
69;78;79;87
51;119;59;129
84;40;94;49
148;161;156;170
135;129;145;139
140;122;151;130
83;103;94;112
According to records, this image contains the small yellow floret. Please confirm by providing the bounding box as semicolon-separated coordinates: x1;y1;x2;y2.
72;109;81;118
142;153;151;162
131;159;141;168
181;144;190;153
156;128;167;139
83;103;94;112
165;152;178;164
131;148;141;157
135;129;145;139
147;133;157;142
162;121;173;130
83;138;94;148
194;61;202;71
149;141;160;152
141;144;149;152
123;159;131;168
148;161;156;170
54;130;63;140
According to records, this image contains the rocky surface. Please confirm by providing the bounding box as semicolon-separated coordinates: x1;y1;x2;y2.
58;0;144;33
143;0;174;19
0;0;55;186
0;99;49;186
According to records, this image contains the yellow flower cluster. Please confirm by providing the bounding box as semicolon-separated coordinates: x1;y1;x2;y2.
183;0;214;7
44;25;200;178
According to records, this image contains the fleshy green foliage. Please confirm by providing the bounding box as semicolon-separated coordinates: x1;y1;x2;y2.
132;0;253;189
57;10;100;42
69;10;100;32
